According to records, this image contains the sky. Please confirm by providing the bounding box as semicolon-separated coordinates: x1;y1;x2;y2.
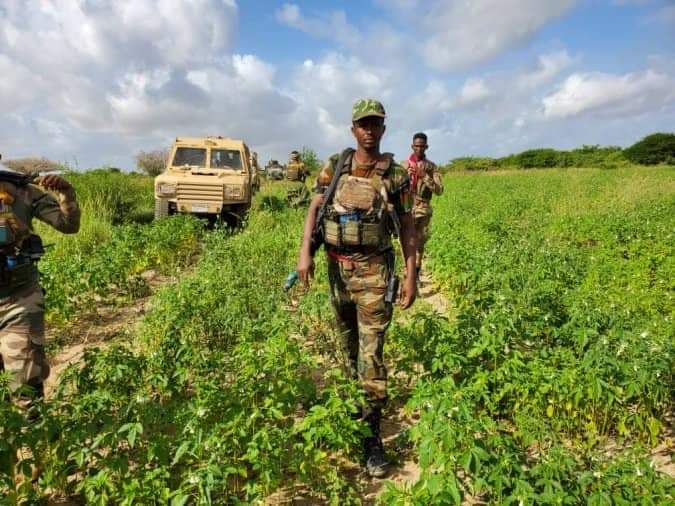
1;0;674;170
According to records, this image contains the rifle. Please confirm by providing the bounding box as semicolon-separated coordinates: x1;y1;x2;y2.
0;170;36;187
283;149;354;291
309;148;354;256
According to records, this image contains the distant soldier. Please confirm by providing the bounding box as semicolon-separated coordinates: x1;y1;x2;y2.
286;150;307;182
0;158;80;410
285;150;310;207
250;151;261;191
296;99;417;478
405;132;443;277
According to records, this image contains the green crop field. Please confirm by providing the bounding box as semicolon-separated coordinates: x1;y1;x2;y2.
1;166;673;504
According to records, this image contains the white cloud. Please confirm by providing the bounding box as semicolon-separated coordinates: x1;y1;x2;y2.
455;78;492;106
517;50;575;90
542;69;675;119
420;0;576;70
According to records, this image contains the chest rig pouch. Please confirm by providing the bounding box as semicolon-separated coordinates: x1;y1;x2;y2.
286;162;303;181
414;161;433;202
0;182;38;291
324;155;391;249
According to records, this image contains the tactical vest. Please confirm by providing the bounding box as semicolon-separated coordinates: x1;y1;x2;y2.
286;161;304;181
412;160;434;202
0;181;41;292
323;153;393;250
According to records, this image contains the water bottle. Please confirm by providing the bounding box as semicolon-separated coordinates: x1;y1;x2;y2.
284;271;299;291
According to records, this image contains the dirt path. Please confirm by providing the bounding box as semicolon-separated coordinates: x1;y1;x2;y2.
360;270;451;503
44;270;176;398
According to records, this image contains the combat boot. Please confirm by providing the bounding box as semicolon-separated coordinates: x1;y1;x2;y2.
363;407;388;478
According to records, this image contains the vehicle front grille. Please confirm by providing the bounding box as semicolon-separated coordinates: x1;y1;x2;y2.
176;183;223;202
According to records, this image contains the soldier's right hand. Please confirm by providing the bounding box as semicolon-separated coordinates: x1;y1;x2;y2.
35;174;73;193
297;253;315;289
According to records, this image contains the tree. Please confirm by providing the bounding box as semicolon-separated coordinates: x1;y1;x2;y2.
3;157;61;174
624;133;675;165
300;147;322;175
136;149;169;176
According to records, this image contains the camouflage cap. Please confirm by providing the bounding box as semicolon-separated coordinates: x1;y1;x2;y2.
352;98;386;122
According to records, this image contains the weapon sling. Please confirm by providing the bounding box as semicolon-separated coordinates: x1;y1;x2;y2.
310;148;354;255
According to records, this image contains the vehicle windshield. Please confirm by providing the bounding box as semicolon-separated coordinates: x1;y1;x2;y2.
172;147;206;167
211;149;243;170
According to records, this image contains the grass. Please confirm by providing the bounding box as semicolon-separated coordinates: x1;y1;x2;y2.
1;166;673;504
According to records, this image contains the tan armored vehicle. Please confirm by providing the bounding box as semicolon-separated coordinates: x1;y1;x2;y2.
154;137;254;224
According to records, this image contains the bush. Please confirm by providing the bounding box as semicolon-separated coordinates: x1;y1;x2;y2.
514;148;565;168
300;147;322;174
136;149;169;176
446;157;502;172
624;132;675;165
3;157;61;174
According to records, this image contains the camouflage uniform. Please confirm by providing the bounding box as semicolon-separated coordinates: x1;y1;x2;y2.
286;151;310;207
407;158;443;270
314;153;412;408
0;178;80;400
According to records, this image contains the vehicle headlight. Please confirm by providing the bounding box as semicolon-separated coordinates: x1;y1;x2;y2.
224;185;242;198
157;183;176;196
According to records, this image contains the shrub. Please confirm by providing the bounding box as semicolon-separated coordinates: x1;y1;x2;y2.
624;132;675;165
300;147;322;174
3;157;61;174
446;157;502;171
136;149;169;176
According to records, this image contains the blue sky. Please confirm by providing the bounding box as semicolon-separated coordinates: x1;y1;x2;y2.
1;0;673;169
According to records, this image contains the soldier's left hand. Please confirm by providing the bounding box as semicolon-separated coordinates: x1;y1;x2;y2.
35;174;73;192
399;275;417;309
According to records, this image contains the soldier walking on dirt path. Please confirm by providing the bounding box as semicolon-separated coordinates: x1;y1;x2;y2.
296;98;417;478
0;163;80;409
405;132;443;278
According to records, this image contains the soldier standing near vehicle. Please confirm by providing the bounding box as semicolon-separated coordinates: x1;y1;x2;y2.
406;132;443;278
286;150;308;182
0;161;80;410
286;150;310;207
296;99;417;477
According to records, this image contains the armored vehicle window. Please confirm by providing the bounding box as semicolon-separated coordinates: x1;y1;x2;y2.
173;148;206;167
211;149;243;170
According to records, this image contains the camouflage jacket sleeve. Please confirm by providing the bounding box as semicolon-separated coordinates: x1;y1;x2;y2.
30;185;81;234
387;160;413;215
423;160;443;196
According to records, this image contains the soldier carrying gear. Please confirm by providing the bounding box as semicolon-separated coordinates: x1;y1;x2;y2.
285;150;311;207
0;162;80;411
286;150;307;182
405;132;443;278
296;98;417;478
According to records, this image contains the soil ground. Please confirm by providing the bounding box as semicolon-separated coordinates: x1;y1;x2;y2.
44;270;174;398
43;266;673;505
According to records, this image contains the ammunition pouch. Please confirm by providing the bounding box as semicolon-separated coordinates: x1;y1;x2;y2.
286;168;300;181
418;186;433;201
0;255;36;291
0;218;16;246
323;210;388;249
0;234;44;292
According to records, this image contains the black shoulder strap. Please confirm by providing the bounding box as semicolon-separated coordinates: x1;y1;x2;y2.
320;148;354;212
0;170;33;187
